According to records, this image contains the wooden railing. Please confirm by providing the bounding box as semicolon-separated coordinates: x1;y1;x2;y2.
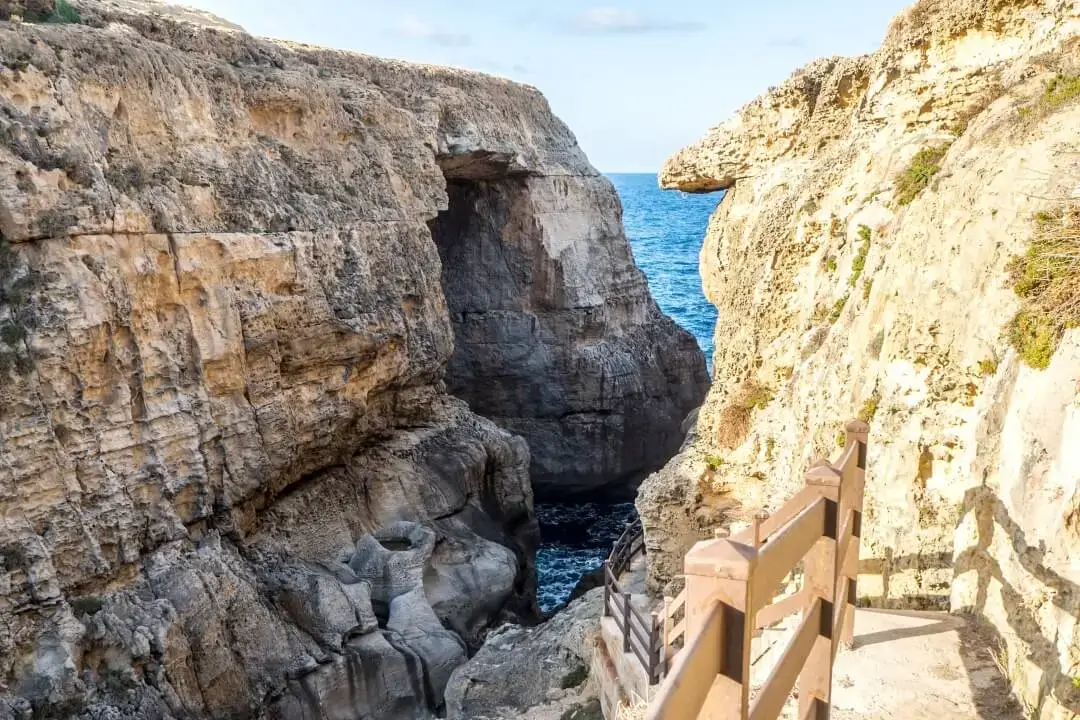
603;518;666;684
648;420;869;720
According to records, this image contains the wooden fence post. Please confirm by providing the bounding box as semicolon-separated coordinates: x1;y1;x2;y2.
623;592;633;653
663;596;673;675
840;420;869;650
680;535;756;719
799;461;841;720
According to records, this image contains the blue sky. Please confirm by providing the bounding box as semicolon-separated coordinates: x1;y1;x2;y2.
179;0;912;172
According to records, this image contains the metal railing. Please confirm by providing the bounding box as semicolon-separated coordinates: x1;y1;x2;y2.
602;518;665;684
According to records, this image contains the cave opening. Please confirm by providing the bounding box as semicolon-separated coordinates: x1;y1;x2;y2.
429;157;639;612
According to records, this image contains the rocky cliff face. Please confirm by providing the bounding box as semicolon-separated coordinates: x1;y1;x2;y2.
433;176;706;499
0;1;705;717
639;1;1080;718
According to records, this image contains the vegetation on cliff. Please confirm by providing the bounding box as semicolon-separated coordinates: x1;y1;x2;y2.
1008;206;1080;368
894;145;950;206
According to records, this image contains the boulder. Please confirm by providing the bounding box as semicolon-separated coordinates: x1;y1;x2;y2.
444;589;604;720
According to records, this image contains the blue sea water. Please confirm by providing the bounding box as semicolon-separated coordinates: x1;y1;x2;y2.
612;172;719;368
534;173;719;612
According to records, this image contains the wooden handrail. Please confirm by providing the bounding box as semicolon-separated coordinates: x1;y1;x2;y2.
648;419;869;720
752;497;827;603
748;599;822;720
755;589;807;630
648;599;725;717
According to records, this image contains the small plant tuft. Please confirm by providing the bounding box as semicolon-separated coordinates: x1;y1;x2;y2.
828;294;850;323
862;278;873;301
977;358;999;377
716;380;773;450
825;256;838;273
858;394;880;423
1009;311;1059;370
704;454;724;471
742;383;774;411
850;226;872;287
560;664;589;690
895;145;949;206
836;430;847;448
765;437;776;461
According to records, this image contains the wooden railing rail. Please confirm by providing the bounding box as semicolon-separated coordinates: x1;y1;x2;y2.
661;589;687;674
648;420;869;720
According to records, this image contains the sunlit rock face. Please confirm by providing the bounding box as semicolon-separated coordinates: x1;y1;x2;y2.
639;1;1080;718
0;0;704;716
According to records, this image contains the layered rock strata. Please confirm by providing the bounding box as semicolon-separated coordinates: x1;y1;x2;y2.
0;0;706;716
639;1;1080;718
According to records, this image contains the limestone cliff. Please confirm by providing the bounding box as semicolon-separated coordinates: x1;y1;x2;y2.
639;0;1080;717
0;0;706;717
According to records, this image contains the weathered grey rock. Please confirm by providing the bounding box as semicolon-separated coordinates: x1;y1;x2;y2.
434;176;709;499
271;630;432;720
350;523;437;609
444;589;604;720
424;517;520;650
388;588;468;708
273;567;378;651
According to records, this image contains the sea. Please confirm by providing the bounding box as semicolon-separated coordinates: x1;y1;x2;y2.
535;172;721;612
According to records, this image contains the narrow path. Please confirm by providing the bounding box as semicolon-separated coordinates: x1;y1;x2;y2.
825;610;1021;720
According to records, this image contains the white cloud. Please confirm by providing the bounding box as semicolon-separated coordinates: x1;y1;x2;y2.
397;16;472;47
566;7;706;35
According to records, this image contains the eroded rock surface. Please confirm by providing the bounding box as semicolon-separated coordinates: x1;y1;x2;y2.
0;0;703;716
433;176;708;499
640;1;1080;718
444;588;604;720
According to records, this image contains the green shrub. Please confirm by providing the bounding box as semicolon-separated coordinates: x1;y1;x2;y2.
560;665;589;689
858;394;880;423
862;278;873;301
1044;73;1080;106
895;145;949;206
1006;207;1079;369
1009;311;1059;370
836;430;847;448
26;0;81;23
825;257;838;273
704;454;724;471
977;358;998;376
765;437;776;461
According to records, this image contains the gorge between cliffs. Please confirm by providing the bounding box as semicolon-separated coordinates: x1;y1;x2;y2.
0;1;708;718
6;0;1080;719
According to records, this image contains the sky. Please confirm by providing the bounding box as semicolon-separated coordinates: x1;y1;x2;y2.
177;0;913;172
